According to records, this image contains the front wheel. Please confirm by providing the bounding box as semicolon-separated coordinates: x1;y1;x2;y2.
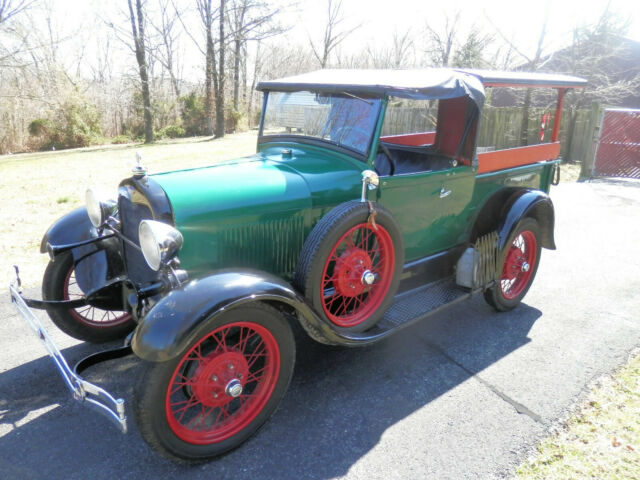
134;303;295;462
42;252;135;343
484;218;542;311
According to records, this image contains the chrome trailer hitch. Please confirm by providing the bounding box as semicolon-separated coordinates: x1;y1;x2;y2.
9;267;129;434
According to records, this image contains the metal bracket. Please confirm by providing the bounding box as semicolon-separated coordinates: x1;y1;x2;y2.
9;281;128;434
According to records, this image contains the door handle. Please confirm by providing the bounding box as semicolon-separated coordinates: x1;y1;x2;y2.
439;187;452;198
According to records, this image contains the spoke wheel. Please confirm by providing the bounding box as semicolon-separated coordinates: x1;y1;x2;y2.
321;223;395;328
63;267;131;328
166;322;280;444
42;252;135;343
499;230;537;300
295;200;403;334
134;303;295;462
483;218;542;312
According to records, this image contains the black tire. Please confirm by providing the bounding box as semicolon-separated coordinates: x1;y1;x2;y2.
484;218;542;311
134;302;295;462
294;200;404;333
42;252;135;343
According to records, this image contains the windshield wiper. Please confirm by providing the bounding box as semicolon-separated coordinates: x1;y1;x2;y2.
340;91;374;106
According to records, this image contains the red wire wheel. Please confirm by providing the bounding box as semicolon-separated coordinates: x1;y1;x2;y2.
135;303;295;461
165;322;280;444
499;230;537;300
63;267;132;328
295;201;404;334
321;222;395;328
483;218;541;312
42;252;135;342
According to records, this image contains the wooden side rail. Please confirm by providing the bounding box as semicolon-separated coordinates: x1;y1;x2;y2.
381;131;436;146
477;142;560;174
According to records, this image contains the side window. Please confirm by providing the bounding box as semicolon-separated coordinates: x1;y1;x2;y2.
382;98;438;138
376;96;478;176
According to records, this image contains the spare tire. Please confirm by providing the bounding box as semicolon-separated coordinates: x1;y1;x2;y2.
294;200;404;332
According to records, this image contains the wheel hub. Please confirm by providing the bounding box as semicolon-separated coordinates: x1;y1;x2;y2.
192;351;249;408
225;379;243;398
334;248;373;297
503;246;526;281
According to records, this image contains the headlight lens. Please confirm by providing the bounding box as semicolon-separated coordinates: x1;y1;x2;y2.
85;188;116;227
139;220;184;271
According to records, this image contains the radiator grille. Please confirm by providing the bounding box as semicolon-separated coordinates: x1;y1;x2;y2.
118;195;157;285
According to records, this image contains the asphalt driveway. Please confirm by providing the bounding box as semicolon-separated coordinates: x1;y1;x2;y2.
1;179;639;479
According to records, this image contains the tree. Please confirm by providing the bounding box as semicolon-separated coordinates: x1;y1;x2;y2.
451;28;493;68
423;10;460;67
227;0;283;112
487;2;551;145
148;0;182;102
309;0;359;68
127;0;154;143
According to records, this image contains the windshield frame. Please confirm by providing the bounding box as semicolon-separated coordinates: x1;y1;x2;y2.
258;90;384;160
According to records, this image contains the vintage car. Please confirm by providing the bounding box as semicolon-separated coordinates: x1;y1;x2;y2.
10;68;586;461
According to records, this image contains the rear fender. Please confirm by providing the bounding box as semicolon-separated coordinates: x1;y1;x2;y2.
41;207;125;294
498;189;556;251
131;270;322;362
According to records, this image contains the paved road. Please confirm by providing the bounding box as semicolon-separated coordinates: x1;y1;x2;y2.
1;180;639;480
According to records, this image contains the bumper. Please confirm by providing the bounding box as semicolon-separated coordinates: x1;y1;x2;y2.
9;275;128;434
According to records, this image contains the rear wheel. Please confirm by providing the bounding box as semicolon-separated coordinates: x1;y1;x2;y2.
484;218;541;311
134;303;295;462
42;252;134;342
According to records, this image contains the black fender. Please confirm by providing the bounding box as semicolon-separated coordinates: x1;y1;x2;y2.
40;207;126;295
131;269;323;362
498;189;556;251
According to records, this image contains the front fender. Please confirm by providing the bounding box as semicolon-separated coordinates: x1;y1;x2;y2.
41;207;125;295
131;270;317;362
41;207;97;253
498;189;556;251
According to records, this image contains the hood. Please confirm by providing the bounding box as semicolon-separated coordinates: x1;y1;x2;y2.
150;146;363;277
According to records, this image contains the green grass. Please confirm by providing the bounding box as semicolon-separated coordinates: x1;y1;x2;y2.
0;131;258;288
516;350;640;479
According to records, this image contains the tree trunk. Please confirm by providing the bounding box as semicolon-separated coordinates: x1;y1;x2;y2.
215;0;225;138
233;37;241;111
128;0;153;144
203;0;215;136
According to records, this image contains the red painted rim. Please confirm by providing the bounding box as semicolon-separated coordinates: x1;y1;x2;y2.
320;222;395;328
500;230;537;300
63;267;131;328
165;322;281;445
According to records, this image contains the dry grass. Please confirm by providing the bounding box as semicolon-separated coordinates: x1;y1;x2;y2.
0;132;258;288
516;350;640;479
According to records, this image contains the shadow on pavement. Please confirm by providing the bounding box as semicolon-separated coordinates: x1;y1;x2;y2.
0;296;541;480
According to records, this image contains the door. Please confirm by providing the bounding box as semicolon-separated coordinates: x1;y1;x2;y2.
377;165;475;262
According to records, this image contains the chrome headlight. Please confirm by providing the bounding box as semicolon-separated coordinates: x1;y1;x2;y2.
86;188;117;227
139;220;184;271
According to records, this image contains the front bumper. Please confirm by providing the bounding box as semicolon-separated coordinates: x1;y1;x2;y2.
9;271;128;434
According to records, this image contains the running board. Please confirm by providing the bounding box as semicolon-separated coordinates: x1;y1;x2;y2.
378;279;471;330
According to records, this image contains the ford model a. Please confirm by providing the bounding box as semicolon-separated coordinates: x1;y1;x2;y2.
9;68;586;461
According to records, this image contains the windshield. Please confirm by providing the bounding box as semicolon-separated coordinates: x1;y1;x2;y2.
260;91;382;156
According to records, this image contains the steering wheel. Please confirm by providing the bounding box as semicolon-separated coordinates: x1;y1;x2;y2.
378;142;396;176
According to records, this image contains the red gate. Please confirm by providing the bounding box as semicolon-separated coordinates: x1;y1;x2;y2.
593;109;640;178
